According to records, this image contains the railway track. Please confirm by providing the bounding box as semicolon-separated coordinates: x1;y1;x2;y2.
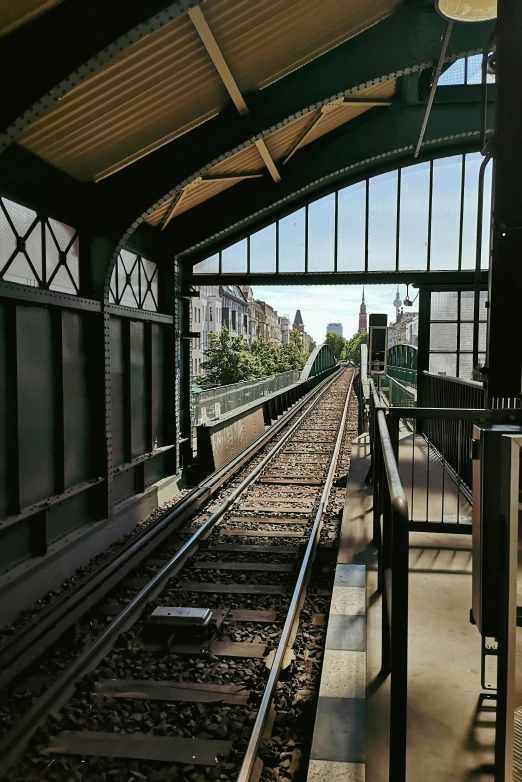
0;368;356;781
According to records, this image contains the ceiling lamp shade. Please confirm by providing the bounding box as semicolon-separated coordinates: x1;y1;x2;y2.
436;0;497;22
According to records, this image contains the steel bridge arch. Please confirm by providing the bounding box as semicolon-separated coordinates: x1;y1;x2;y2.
300;343;337;381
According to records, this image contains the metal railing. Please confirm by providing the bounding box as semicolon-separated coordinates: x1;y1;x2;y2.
422;370;485;409
420;371;485;495
387;377;416;408
387;344;418;388
192;368;301;425
369;381;409;781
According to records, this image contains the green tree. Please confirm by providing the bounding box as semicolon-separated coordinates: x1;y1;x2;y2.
199;328;306;387
324;331;348;359
345;331;368;366
290;328;303;350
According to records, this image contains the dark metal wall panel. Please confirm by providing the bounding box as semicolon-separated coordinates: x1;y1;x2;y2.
0;304;8;518
16;305;55;508
112;469;136;506
129;320;146;459
151;323;165;448
46;491;90;545
144;452;165;488
0;520;32;575
62;310;93;488
110;317;126;467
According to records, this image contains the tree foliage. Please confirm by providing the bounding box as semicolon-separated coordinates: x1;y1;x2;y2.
324;330;368;366
195;327;306;387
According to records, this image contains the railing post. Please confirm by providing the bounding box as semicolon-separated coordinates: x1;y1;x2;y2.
389;499;409;782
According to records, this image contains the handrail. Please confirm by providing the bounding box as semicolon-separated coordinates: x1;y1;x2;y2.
422;369;484;389
369;380;409;781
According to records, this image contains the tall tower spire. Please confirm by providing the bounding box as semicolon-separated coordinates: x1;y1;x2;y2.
358;287;367;333
393;286;402;321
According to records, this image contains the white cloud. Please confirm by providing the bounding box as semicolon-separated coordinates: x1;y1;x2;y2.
252;284;418;342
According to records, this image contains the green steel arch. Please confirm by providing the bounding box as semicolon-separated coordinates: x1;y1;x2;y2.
300;343;337;381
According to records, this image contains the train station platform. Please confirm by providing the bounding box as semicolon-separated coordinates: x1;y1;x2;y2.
308;430;495;781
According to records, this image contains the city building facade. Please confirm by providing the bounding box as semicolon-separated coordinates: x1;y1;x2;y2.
327;322;343;337
388;310;419;347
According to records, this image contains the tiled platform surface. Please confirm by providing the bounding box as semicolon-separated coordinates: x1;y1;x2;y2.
308;434;373;782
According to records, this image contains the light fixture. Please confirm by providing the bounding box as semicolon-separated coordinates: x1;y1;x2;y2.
404;285;413;308
436;0;496;22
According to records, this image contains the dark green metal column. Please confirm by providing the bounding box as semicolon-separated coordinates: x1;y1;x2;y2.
485;0;522;406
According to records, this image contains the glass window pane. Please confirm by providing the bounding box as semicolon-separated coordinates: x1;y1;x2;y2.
466;54;495;84
2;254;39;286
193;254;219;274
0;202;17;268
460;323;486;352
431;291;458;321
308;194;335;272
118;250;140;308
399;162;430;270
49;265;76;295
250;224;276;273
430;323;457;351
460;290;487;321
461;153;480;270
429;353;457;376
23;221;43;281
279;209;305;272
3;197;37;239
337;181;366;271
439;59;465;86
222;239;247;273
368;171;397;271
430;156;462;270
459;353;486;380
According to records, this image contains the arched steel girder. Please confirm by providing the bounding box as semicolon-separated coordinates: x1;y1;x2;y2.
167;99;495;263
95;5;492;235
300;344;336;381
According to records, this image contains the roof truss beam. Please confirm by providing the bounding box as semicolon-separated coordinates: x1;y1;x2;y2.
188;6;280;183
95;4;492;233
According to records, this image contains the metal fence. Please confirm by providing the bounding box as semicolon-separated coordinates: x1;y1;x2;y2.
422;370;485;409
387;344;418;387
192;369;301;425
420;371;485;495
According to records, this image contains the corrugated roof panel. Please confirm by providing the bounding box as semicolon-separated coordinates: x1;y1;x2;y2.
301;80;397;147
263;112;319;161
145;143;267;225
204;0;399;92
17;15;228;181
146;177;242;226
209;144;265;174
0;0;62;37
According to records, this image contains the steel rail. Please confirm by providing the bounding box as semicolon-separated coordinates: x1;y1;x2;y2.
237;371;355;782
0;368;340;690
0;369;349;775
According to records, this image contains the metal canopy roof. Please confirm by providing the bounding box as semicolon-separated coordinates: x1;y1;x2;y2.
0;0;494;266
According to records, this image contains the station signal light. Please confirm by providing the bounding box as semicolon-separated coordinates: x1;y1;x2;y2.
368;314;388;376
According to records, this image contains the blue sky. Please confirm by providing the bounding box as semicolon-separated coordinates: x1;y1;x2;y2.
253;284;416;342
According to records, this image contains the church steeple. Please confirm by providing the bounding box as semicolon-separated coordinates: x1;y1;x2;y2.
358;287;367;333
